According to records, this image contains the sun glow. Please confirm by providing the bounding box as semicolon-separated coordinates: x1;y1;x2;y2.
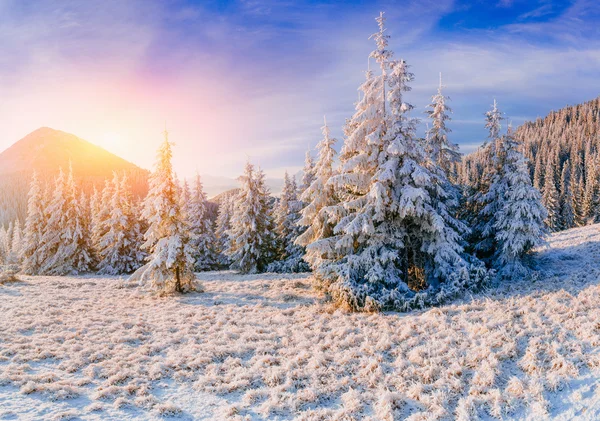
100;132;123;152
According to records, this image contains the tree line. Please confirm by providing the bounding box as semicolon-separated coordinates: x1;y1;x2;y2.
2;13;553;312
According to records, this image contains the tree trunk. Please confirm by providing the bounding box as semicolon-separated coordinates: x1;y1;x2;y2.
175;266;181;293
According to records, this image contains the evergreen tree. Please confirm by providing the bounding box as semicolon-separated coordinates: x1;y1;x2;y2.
296;120;339;278
92;180;113;258
7;219;22;265
494;130;547;278
301;149;316;194
471;100;504;263
21;172;47;274
180;179;192;215
542;158;560;231
227;162;276;273
98;173;146;274
320;14;484;311
0;226;9;265
532;154;544;191
425;73;460;177
560;163;575;229
137;131;197;293
215;193;234;267
583;157;598;224
73;190;95;273
187;174;219;271
572;160;586;226
269;173;309;272
38;166;93;275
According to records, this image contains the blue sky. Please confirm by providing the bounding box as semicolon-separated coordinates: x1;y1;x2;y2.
0;0;599;184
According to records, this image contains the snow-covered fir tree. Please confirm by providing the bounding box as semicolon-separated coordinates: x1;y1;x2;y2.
560;163;575;229
187;173;219;271
92;179;113;259
470;100;505;263
180;179;191;215
319;13;487;311
268;172;309;273
542;158;561;231
0;226;9;265
137;130;197;293
7;219;22;265
425;73;460;178
494;128;547;277
75;191;96;272
583;158;599;224
215;193;234;267
38;166;93;275
21;172;47;274
296;119;339;278
1;223;12;265
227;162;276;273
97;173;146;275
300;149;316;193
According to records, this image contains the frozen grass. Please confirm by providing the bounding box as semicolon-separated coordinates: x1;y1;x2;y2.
1;225;600;420
0;266;20;285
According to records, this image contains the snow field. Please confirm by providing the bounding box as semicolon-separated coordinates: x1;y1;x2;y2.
1;226;600;420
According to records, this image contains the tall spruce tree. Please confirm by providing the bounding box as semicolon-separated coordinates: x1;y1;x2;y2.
296;120;339;280
494;129;547;278
471;101;504;263
137;130;197;293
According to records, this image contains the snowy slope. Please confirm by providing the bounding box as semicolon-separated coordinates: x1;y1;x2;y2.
1;225;600;420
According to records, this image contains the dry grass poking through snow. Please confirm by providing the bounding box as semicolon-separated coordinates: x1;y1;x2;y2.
2;225;600;420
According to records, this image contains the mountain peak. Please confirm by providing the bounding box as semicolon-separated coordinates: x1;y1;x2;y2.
0;127;144;177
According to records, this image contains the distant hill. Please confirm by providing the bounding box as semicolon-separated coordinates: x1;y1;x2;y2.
0;127;149;226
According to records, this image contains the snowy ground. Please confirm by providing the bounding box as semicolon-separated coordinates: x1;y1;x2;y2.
2;225;600;420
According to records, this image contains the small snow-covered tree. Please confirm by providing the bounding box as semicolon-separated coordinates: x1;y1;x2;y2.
425;73;460;178
180;179;191;214
21;172;47;274
92;179;113;258
215;193;234;267
0;226;9;265
494;129;547;278
6;219;22;265
187;174;219;271
227;162;276;273
583;158;599;224
38;166;93;275
560;163;575;229
296;119;339;278
98;173;146;274
74;190;95;273
542;158;560;231
300;149;316;193
137;131;197;293
268;172;309;273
